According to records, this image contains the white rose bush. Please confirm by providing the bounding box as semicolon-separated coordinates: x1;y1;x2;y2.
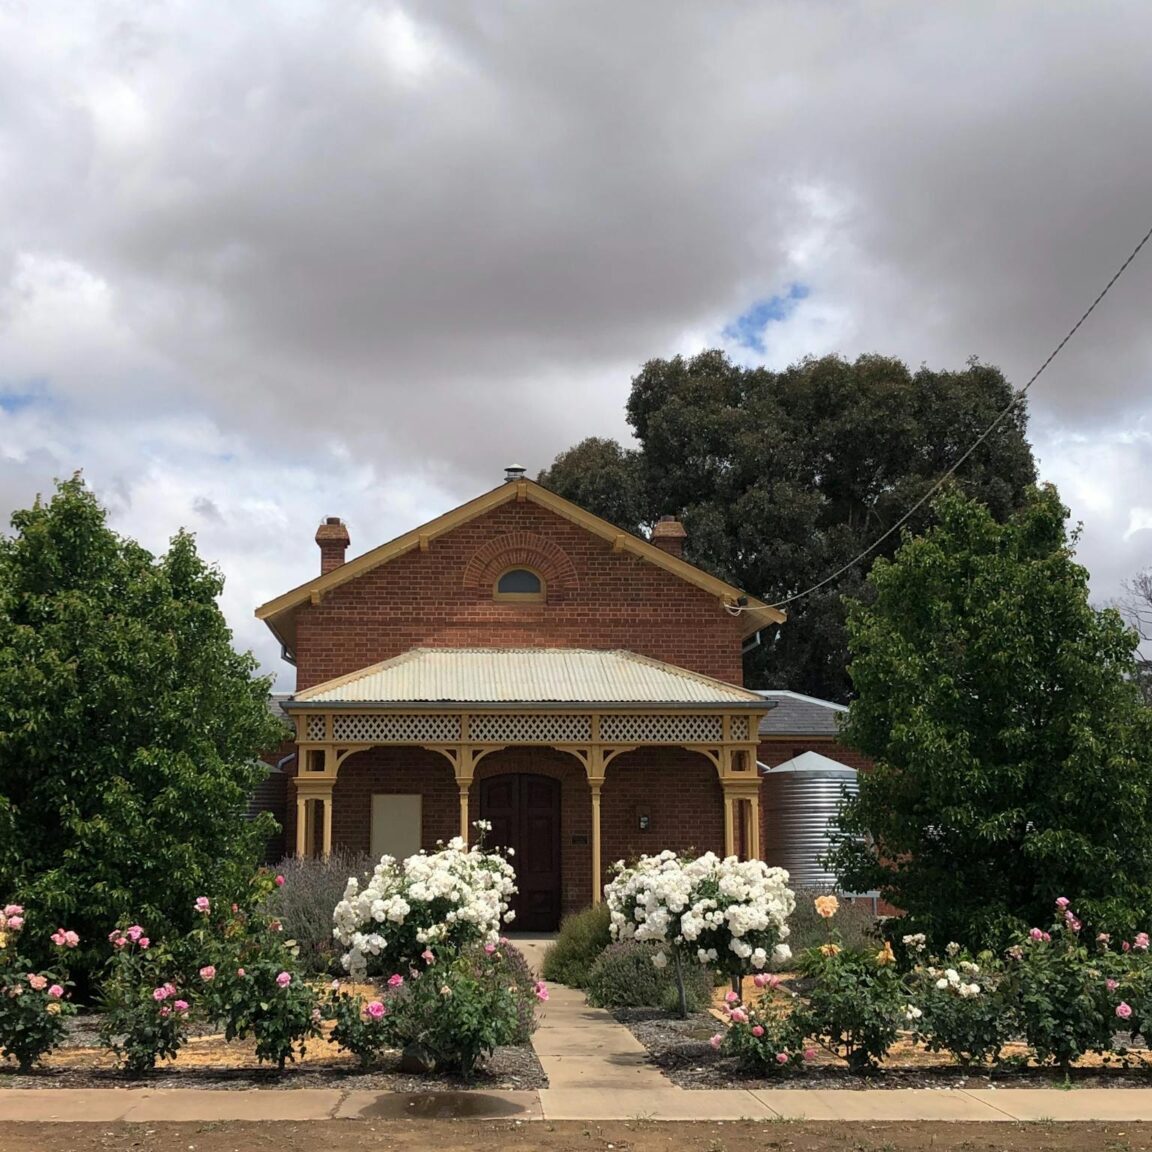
333;826;517;980
327;823;543;1078
604;851;796;1010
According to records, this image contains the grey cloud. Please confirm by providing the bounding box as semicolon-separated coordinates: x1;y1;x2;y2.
1;0;1151;662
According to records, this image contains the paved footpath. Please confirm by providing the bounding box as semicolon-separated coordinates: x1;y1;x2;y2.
6;943;1152;1123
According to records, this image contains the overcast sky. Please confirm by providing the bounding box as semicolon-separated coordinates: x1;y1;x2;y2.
2;1;1151;687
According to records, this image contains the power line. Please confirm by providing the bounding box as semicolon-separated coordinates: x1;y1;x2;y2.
753;220;1152;612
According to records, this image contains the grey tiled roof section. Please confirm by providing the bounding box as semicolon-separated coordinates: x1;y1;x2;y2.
268;693;293;722
755;690;848;737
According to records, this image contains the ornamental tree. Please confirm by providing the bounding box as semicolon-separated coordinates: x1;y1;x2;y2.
830;485;1152;949
0;476;287;986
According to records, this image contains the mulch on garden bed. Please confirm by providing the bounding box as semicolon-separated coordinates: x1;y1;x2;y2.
614;1007;1152;1091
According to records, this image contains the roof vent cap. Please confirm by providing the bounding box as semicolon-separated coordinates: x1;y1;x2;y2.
504;464;527;483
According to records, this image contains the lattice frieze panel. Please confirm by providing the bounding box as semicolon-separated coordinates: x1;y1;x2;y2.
729;715;751;741
330;713;462;743
600;714;724;744
470;713;592;744
305;716;325;741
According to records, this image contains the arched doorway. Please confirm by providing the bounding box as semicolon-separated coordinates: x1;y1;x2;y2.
479;773;562;931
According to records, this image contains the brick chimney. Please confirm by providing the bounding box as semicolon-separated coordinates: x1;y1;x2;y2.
650;515;687;559
315;517;350;575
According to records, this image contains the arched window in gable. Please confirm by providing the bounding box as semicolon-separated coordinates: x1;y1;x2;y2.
494;567;546;602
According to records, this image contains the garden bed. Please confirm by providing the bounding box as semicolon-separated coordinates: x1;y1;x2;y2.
613;1006;1152;1090
0;1010;546;1090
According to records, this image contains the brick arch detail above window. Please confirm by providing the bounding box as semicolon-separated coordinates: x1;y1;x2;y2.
461;532;580;599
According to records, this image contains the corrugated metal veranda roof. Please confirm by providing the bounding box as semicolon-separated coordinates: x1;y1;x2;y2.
292;648;766;706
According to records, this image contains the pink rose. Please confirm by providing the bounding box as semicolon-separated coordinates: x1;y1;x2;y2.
534;981;549;1002
108;930;122;943
51;928;79;948
1029;928;1045;942
421;949;435;964
1055;897;1070;910
724;991;740;1004
159;1006;171;1018
199;966;216;982
1117;1002;1134;1020
1098;933;1112;945
387;974;405;988
194;897;210;914
152;986;170;1002
173;1000;189;1015
48;985;64;999
275;875;286;887
753;973;780;990
1135;933;1150;952
729;1007;748;1023
803;1048;816;1061
6;916;23;931
1107;979;1119;992
1124;941;1132;953
776;1052;789;1065
484;943;497;954
365;1000;386;1019
27;974;47;991
237;968;246;977
127;925;144;942
276;971;292;988
751;1025;765;1038
138;938;150;949
709;1034;723;1050
3;904;23;917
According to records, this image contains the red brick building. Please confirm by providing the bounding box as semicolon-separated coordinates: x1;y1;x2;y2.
256;472;796;930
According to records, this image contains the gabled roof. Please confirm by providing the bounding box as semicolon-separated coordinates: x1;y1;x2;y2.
755;689;848;738
256;478;785;653
288;648;768;707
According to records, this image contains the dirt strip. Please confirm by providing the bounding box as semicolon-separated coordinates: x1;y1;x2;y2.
1;1120;1152;1152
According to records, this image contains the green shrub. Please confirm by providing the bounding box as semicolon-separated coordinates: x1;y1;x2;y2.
265;853;373;974
541;904;611;988
377;945;543;1078
786;890;879;960
586;940;712;1012
719;978;810;1074
326;988;393;1068
487;941;540;1044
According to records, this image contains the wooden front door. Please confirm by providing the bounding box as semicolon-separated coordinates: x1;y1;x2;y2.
479;773;562;932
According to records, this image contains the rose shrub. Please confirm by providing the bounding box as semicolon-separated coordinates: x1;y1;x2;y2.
604;851;795;1011
903;937;1011;1066
0;905;77;1071
98;927;191;1073
188;886;321;1069
718;974;811;1074
327;942;544;1079
333;829;516;980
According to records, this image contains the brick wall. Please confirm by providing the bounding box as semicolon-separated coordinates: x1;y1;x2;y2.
601;748;725;876
294;500;746;690
757;738;874;772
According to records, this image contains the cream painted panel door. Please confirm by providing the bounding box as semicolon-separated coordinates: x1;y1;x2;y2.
370;794;422;862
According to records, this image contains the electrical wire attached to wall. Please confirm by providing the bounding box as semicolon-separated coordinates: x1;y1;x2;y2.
734;220;1152;613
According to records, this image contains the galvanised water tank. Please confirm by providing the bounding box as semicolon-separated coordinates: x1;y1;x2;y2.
762;750;859;890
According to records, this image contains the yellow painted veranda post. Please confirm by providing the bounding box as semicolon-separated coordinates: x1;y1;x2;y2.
590;779;604;905
723;793;736;858
321;793;333;858
458;786;470;843
295;796;308;857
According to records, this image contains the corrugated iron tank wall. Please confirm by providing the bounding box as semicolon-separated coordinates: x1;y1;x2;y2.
762;757;858;890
